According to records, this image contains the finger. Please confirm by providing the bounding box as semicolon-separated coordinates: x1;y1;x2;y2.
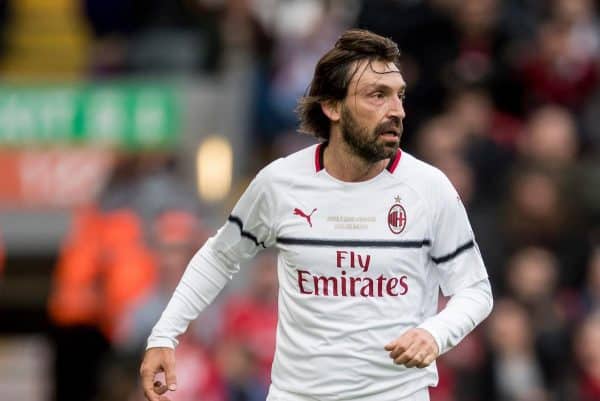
143;386;161;401
404;351;427;368
384;337;405;351
390;346;408;360
388;337;413;359
401;341;425;367
403;333;438;367
417;353;437;368
386;329;419;354
163;356;178;392
141;368;160;401
143;387;161;401
154;381;168;395
393;342;420;365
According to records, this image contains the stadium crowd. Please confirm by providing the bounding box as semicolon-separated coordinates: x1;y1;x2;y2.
0;0;599;401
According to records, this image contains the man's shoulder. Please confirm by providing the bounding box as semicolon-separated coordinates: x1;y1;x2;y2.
398;151;448;186
400;153;459;209
259;143;320;179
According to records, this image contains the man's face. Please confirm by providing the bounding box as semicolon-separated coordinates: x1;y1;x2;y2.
339;59;406;162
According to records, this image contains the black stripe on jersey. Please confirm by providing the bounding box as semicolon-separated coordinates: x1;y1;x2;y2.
227;215;266;248
276;237;431;248
430;240;474;264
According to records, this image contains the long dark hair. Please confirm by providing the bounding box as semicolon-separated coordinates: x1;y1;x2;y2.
296;29;401;140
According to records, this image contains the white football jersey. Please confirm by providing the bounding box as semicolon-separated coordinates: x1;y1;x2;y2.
148;143;489;401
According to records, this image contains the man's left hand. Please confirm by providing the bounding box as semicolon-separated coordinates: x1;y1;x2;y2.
384;328;439;368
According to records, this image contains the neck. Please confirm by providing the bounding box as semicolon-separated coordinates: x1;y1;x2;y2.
323;134;390;182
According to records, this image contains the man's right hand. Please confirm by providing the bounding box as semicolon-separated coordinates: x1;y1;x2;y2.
140;347;177;401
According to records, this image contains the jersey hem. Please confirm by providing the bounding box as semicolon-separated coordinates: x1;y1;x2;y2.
267;377;435;401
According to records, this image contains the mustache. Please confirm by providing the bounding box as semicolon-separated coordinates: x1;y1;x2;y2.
375;117;402;134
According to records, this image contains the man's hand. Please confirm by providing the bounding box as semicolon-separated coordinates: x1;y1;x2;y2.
140;347;177;401
384;328;439;368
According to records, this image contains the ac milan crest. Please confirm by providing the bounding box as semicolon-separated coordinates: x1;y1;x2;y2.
388;196;407;234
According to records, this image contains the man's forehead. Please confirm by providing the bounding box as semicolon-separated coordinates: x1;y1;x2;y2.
350;60;405;90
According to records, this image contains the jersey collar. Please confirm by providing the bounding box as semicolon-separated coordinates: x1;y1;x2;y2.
314;142;402;174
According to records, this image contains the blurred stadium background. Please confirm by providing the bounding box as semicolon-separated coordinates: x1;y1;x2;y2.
0;0;599;400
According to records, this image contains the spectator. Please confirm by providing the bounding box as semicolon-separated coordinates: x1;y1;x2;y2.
572;312;600;401
107;209;222;401
446;86;523;151
357;0;458;141
415;116;466;166
214;338;265;401
82;0;224;74
252;0;355;164
580;246;600;315
217;251;279;397
486;298;549;401
518;105;579;168
500;168;589;288
114;209;208;350
518;18;599;112
47;152;200;401
505;247;571;388
551;0;600;60
444;86;519;201
434;297;489;401
48;205;156;401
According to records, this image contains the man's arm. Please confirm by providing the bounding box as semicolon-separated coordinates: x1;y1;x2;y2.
385;169;493;368
145;244;239;349
385;278;492;367
140;167;276;401
140;241;246;401
418;278;493;354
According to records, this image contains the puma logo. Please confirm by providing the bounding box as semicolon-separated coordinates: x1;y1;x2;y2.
293;208;317;227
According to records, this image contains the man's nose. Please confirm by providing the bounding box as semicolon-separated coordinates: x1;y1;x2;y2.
388;95;406;120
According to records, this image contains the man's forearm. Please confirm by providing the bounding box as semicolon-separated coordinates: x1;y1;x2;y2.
418;278;493;355
146;241;237;349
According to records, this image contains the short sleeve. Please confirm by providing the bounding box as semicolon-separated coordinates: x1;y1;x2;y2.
208;167;276;264
429;173;488;296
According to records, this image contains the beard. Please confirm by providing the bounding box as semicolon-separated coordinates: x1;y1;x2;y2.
340;105;401;163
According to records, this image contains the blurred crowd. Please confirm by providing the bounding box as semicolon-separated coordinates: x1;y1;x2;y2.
1;0;600;401
45;152;280;401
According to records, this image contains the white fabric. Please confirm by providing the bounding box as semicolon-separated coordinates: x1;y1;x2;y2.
418;279;493;355
147;144;493;400
266;384;431;401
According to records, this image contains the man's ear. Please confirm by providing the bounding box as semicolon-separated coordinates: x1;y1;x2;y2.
321;100;341;123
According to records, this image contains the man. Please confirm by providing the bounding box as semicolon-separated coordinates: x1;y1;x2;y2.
141;29;493;401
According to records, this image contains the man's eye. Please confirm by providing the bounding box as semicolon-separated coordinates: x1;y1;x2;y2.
399;93;406;101
373;92;384;99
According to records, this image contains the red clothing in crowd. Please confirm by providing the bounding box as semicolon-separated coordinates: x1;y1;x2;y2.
220;295;278;383
579;374;600;401
169;339;225;401
520;56;598;111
